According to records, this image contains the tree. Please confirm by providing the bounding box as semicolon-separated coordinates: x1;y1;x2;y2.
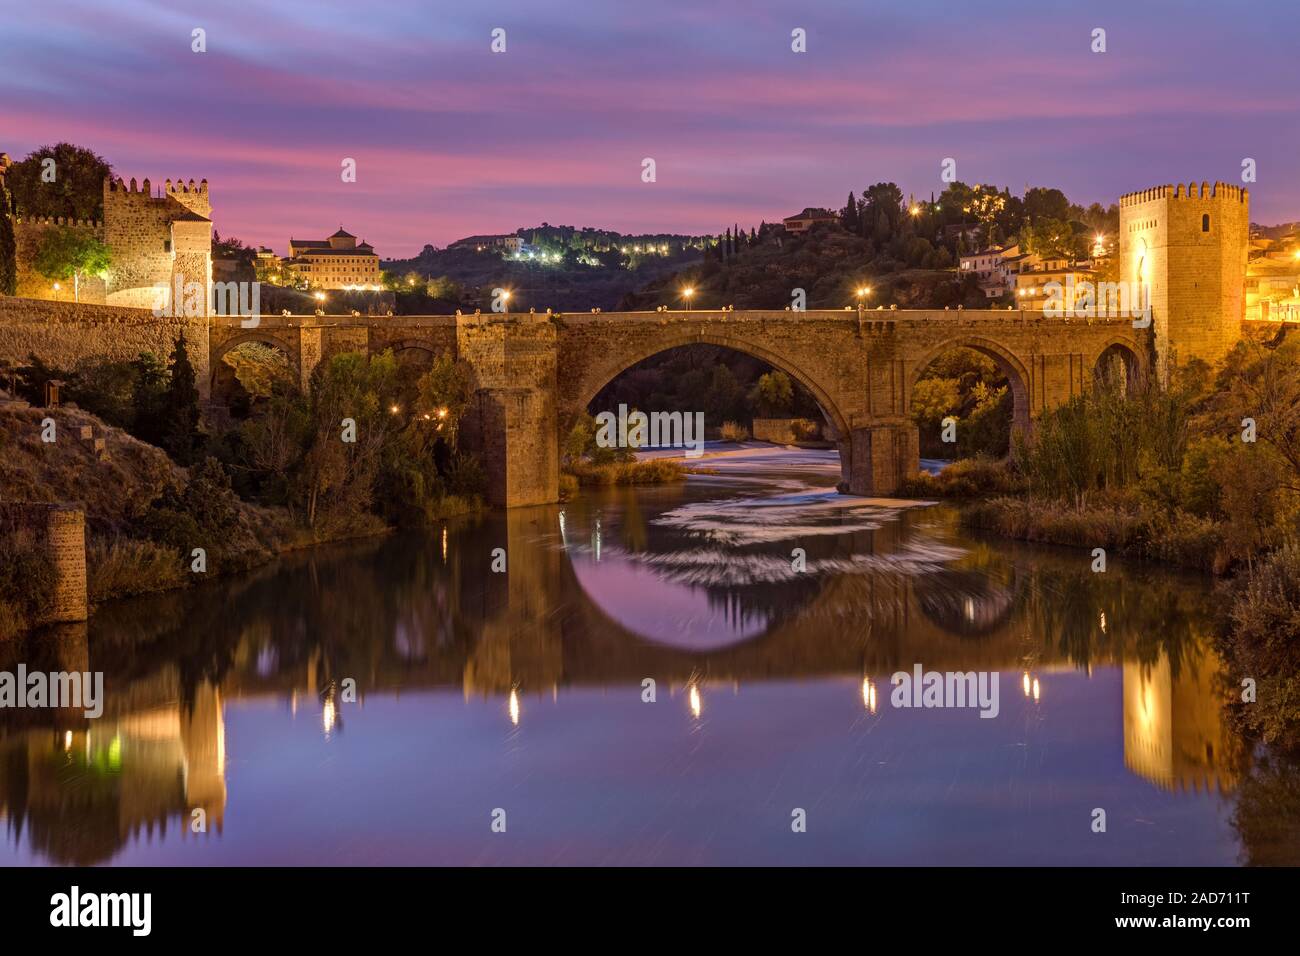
1022;186;1072;224
0;165;15;296
161;332;202;463
6;143;112;220
841;192;860;234
33;229;111;301
751;371;794;417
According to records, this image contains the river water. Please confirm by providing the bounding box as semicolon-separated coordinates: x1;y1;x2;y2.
0;447;1275;865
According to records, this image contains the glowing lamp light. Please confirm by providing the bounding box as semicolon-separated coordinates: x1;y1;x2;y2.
52;282;60;291
856;286;871;298
389;404;400;415
909;205;920;216
314;292;326;302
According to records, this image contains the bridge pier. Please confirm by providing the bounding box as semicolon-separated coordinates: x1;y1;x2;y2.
839;420;919;497
457;314;559;507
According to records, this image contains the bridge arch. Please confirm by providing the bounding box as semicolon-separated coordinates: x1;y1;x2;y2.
906;335;1033;436
1093;337;1146;393
567;330;853;441
209;330;299;406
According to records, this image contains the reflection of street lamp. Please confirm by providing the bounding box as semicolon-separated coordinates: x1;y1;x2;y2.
682;287;695;311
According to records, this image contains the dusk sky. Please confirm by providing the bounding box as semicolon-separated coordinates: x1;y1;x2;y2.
4;0;1299;257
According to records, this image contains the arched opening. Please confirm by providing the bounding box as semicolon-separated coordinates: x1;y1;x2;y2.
212;338;296;416
907;341;1029;463
1093;342;1142;395
572;342;847;471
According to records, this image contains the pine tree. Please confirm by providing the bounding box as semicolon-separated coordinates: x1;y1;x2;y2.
842;191;860;233
0;174;15;296
163;331;202;463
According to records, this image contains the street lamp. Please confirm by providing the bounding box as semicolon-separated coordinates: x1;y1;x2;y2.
855;286;871;313
682;287;695;311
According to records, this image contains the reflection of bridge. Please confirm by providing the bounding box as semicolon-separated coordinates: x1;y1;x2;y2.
210;308;1147;505
0;504;1239;864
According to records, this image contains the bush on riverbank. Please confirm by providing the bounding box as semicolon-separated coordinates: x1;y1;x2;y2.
0;524;56;639
897;455;1025;498
960;495;1224;573
1216;543;1300;754
568;457;686;486
560;410;687;490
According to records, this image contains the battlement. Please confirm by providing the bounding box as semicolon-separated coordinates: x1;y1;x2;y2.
14;215;102;229
1119;182;1248;207
103;176;209;202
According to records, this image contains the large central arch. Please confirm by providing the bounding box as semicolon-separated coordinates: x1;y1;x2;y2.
562;330;854;443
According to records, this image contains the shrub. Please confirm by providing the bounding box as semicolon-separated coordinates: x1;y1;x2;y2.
86;536;185;601
1217;543;1300;753
719;420;749;442
0;526;55;636
897;456;1025;499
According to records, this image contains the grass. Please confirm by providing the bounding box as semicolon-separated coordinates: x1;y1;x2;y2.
87;535;187;602
0;524;56;639
959;495;1225;573
566;457;686;486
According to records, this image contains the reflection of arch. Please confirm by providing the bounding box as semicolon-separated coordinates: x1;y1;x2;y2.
570;332;852;440
907;336;1032;435
913;569;1021;638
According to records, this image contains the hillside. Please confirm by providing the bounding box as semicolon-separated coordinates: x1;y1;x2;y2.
385;239;706;313
0;397;307;630
618;221;989;312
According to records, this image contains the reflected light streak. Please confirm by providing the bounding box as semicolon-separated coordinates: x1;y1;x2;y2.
688;684;702;719
322;697;337;738
509;688;521;726
861;677;877;714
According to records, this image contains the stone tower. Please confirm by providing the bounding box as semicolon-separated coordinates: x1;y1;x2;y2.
101;176;212;313
1118;181;1249;377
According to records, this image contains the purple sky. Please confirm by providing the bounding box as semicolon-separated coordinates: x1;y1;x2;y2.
4;0;1298;258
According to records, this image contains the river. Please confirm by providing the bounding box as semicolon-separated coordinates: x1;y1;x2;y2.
0;447;1279;865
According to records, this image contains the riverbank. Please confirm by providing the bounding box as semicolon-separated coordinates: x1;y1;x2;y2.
0;400;478;637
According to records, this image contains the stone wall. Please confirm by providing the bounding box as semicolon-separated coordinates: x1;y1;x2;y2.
13;217;107;303
0;296;208;392
0;502;88;624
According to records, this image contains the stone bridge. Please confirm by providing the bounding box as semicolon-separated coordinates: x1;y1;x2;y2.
209;309;1149;506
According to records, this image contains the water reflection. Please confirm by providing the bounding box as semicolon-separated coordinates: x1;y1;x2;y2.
0;470;1294;865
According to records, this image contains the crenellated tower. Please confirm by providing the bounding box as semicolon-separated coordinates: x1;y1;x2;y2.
1118;181;1249;377
102;176;212;312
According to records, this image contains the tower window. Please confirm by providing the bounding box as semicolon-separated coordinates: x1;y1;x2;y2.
1202;214;1210;232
